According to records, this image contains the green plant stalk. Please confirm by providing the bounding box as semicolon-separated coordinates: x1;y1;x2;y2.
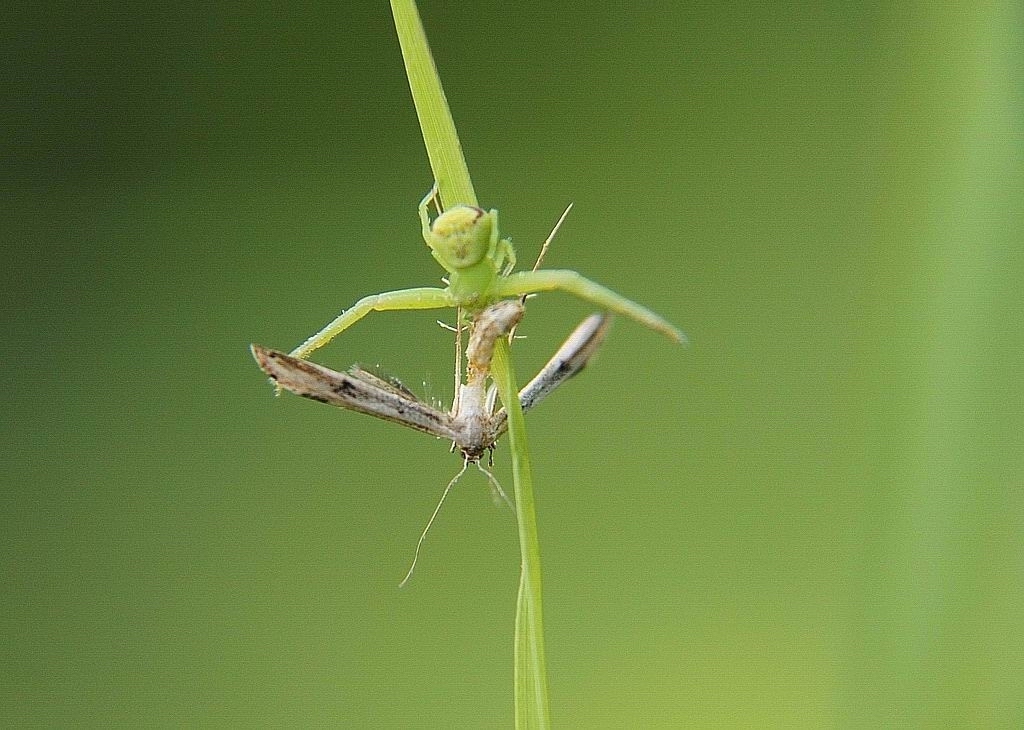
390;2;551;727
492;338;551;728
390;0;477;210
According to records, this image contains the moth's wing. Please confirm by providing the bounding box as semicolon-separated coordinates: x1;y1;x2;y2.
251;345;461;442
488;312;612;438
347;365;422;402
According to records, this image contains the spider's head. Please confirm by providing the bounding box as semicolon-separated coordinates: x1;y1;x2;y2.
427;205;494;272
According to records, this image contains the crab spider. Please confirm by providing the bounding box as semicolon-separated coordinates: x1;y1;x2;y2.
286;187;684;362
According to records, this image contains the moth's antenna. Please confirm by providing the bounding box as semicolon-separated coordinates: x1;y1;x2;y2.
533;202;573;273
399;459;468;587
476;459;514;511
508;202;573;344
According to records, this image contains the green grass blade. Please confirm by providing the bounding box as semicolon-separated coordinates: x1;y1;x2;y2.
390;0;477;209
390;3;551;726
493;338;551;729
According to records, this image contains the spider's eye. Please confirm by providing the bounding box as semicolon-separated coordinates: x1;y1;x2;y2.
428;206;491;269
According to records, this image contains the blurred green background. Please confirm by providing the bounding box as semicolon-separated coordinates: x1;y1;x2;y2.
4;2;1021;726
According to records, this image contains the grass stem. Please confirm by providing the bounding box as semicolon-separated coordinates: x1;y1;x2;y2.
390;2;551;726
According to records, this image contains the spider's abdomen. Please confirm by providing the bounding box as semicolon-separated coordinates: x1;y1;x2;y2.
428;205;492;269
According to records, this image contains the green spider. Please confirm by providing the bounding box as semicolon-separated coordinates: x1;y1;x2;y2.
287;187;684;362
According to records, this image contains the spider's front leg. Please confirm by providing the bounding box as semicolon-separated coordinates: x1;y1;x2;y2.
494;236;517;278
493;269;685;344
288;287;454;361
418;182;440;244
